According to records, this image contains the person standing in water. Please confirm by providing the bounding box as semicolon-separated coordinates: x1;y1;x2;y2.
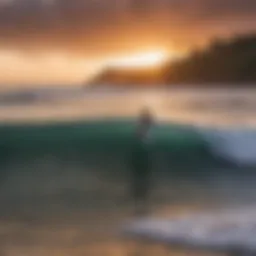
130;107;155;216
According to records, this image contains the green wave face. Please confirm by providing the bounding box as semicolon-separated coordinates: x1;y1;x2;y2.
0;119;213;175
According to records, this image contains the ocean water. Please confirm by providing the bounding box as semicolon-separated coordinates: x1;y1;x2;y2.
1;87;256;256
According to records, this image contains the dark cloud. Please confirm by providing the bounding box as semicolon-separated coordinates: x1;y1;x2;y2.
0;0;255;56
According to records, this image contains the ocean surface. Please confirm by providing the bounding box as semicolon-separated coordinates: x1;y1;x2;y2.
0;87;256;256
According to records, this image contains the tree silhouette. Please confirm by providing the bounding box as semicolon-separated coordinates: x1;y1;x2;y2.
164;34;256;85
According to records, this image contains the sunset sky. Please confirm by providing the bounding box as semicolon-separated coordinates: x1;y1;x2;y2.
0;0;255;88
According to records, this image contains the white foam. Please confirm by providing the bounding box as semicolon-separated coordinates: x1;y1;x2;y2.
122;208;256;253
200;127;256;166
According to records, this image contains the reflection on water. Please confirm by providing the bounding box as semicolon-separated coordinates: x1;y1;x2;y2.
1;87;256;126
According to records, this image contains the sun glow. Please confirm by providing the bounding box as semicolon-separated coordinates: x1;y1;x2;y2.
109;51;171;69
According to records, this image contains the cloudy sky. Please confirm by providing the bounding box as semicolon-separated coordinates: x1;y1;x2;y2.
0;0;255;88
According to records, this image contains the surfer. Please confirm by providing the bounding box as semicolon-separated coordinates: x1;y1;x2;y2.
130;107;155;216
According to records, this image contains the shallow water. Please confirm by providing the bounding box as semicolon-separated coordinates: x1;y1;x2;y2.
1;87;256;255
1;152;256;256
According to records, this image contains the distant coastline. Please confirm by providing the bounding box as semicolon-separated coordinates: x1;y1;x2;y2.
87;34;256;87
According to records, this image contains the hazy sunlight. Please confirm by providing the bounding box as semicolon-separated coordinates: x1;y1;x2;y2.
109;51;170;69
